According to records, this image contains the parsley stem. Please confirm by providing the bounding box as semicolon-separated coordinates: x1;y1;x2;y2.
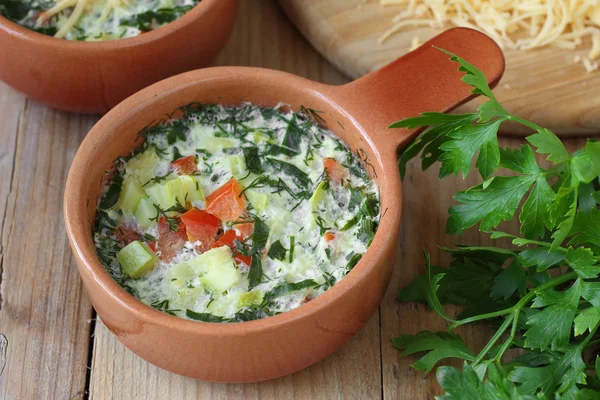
472;314;514;367
490;308;520;366
505;114;543;132
449;271;578;329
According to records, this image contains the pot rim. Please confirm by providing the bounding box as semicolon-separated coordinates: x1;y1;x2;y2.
64;66;402;336
0;0;223;49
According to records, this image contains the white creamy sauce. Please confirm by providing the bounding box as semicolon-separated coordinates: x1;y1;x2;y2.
94;104;380;322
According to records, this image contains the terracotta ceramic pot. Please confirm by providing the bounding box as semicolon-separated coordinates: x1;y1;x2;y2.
0;0;238;113
64;28;504;382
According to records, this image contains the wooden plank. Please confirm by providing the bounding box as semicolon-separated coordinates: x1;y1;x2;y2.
278;0;600;136
0;99;97;399
89;1;382;399
0;82;26;381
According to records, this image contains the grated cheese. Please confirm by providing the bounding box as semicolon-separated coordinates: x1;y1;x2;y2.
379;0;600;72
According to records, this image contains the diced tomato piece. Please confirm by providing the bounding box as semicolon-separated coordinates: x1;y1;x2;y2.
157;217;187;262
323;158;348;185
171;155;197;175
233;222;254;238
324;232;336;242
212;230;252;266
115;226;140;245
213;230;239;247
180;209;220;252
147;241;157;252
205;178;247;222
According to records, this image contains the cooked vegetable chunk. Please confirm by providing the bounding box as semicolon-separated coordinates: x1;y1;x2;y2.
180;209;220;252
205;178;246;222
116;240;158;278
171;155;198;175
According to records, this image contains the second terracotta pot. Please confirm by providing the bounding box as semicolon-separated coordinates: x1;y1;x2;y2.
0;0;239;113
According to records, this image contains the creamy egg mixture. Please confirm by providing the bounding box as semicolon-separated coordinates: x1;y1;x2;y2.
94;103;380;322
0;0;199;40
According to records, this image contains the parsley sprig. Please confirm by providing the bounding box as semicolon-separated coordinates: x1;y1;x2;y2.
393;49;600;398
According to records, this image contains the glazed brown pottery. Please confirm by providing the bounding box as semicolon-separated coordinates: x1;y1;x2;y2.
64;28;505;382
0;0;238;113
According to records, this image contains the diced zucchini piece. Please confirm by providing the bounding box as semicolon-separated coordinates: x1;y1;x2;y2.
205;136;236;153
125;149;158;185
165;178;186;207
228;155;247;177
188;246;234;275
168;262;196;289
179;175;204;203
118;177;145;213
146;183;171;210
116;241;157;278
239;290;264;307
135;196;157;229
206;292;243;315
245;189;268;213
146;176;202;210
252;130;270;144
310;180;328;208
201;263;241;294
146;177;185;209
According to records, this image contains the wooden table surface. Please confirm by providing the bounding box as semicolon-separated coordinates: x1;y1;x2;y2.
0;1;587;399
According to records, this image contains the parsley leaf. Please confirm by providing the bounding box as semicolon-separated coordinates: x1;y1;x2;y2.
524;279;582;350
526;128;570;163
439;119;503;179
446;175;536;234
573;307;600;336
489;260;526;300
565;247;600;279
392;332;475;373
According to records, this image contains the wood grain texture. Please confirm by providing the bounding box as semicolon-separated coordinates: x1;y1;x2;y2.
88;2;382;399
0;100;96;400
0;83;25;309
278;0;600;136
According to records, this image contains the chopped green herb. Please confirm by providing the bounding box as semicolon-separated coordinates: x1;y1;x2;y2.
242;147;262;174
266;157;311;187
262;279;318;305
248;254;263;290
100;174;123;210
289;236;295;263
185;309;227;322
267;240;287;261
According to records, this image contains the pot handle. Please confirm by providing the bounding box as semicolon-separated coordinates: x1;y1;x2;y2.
329;28;505;156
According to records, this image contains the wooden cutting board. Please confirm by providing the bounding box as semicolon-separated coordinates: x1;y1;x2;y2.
278;0;600;136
